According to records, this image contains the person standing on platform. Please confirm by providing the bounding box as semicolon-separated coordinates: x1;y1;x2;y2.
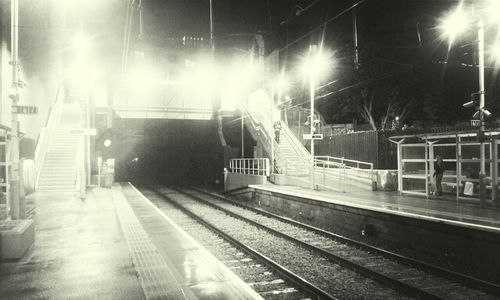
273;121;282;144
433;155;445;196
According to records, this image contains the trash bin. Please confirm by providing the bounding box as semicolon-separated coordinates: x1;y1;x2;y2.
102;174;114;188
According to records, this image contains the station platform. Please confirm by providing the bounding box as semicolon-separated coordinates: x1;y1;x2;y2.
233;183;500;283
248;183;500;232
0;183;262;300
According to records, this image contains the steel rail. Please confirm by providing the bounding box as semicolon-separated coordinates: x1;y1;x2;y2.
192;187;500;297
174;187;443;300
148;186;337;300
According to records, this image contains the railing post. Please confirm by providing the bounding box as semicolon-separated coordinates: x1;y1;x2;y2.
79;137;86;198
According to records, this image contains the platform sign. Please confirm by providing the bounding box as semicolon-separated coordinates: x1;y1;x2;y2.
303;133;323;140
12;105;38;115
70;128;97;136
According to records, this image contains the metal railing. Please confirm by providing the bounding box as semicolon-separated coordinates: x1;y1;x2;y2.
230;158;270;176
244;108;311;175
76;136;86;197
34;87;64;189
314;156;375;192
282;124;311;161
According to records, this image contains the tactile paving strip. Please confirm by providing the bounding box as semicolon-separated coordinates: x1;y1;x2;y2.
112;187;188;300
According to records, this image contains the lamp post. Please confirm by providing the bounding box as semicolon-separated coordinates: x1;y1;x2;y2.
300;44;331;189
440;4;499;206
9;0;21;219
477;18;487;206
308;45;318;189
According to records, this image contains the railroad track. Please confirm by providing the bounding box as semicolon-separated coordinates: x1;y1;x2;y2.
138;185;335;300
144;185;420;299
174;185;500;299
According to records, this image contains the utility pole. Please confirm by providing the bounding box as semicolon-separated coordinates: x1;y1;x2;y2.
309;45;317;190
477;18;486;207
9;0;21;219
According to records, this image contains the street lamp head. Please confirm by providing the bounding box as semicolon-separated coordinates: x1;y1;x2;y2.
274;73;288;94
299;45;333;81
439;5;469;42
71;33;91;58
490;41;500;65
485;0;500;23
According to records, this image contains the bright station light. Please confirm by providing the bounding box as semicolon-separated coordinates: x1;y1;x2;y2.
274;73;288;95
491;41;500;63
299;46;333;81
485;0;500;23
439;6;469;42
71;34;91;59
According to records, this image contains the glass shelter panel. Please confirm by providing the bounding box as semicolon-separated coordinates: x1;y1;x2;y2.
401;144;427;195
431;143;458;195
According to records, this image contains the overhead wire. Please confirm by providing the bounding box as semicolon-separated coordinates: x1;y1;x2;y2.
278;0;368;53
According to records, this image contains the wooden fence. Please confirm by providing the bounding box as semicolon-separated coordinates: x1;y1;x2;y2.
316;131;397;169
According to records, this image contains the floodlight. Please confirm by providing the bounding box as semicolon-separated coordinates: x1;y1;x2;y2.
491;41;500;63
439;6;469;41
473;111;481;119
274;73;288;93
299;46;334;80
485;0;500;23
483;109;492;118
71;34;91;59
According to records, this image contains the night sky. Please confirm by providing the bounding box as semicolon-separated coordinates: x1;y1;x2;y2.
80;0;500;128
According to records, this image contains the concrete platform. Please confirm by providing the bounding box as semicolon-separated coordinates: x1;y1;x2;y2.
229;183;500;283
248;183;500;231
0;184;262;299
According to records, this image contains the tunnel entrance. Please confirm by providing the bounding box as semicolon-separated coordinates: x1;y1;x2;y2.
107;118;219;186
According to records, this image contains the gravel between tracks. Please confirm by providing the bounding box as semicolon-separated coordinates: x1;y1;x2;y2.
183;189;496;299
156;187;409;299
140;188;311;300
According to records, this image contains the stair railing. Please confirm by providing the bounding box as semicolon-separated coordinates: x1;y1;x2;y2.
34;87;64;189
281;124;310;161
314;156;375;191
75;135;86;197
243;108;292;174
244;107;315;175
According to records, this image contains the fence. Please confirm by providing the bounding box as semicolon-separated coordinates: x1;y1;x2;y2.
229;158;270;176
316;131;397;169
314;156;375;192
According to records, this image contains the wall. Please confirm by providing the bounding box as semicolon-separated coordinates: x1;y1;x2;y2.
224;172;267;191
0;1;62;143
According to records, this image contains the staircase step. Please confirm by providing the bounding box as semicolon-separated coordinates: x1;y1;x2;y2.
38;184;75;188
37;188;77;192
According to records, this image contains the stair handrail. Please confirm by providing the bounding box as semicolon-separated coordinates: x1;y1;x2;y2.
244;107;311;175
281;124;311;161
75;135;86;197
315;155;375;183
34;86;65;188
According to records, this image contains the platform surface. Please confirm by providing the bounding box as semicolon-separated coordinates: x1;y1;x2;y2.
250;183;500;232
0;184;261;300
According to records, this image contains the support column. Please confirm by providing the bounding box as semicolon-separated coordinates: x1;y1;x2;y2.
9;0;21;220
492;139;498;204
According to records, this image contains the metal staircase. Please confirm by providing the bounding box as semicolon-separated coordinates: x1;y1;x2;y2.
36;104;82;192
243;107;375;191
243;108;309;176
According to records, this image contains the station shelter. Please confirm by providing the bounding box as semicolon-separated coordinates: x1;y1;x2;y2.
390;131;500;204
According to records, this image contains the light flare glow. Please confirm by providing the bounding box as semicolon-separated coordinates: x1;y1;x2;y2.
439;5;469;42
299;46;333;82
